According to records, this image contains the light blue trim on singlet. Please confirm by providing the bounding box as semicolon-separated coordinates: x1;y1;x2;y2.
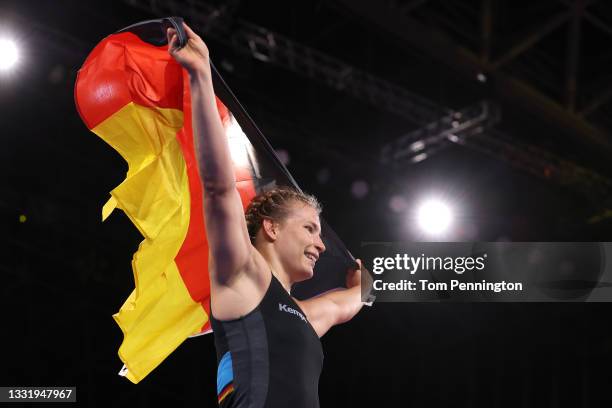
217;351;234;395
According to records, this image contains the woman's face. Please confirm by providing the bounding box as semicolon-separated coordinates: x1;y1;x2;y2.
274;201;326;282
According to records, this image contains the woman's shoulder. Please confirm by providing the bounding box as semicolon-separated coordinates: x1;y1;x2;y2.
210;249;272;321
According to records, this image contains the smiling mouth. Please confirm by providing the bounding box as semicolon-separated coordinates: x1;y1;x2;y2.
305;253;318;263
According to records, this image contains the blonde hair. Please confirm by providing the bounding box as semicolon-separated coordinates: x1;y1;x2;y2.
245;186;321;244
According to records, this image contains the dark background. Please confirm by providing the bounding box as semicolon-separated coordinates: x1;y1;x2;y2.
1;0;612;406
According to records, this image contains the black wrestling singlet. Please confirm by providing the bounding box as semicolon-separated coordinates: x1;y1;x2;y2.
210;274;324;408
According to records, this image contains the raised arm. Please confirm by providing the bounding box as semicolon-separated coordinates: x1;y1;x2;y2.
167;24;253;285
298;260;367;337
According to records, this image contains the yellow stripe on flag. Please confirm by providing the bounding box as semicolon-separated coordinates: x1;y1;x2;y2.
102;195;117;221
92;102;209;383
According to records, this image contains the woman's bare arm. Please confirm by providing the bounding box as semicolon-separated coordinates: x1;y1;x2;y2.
167;24;253;285
298;260;367;337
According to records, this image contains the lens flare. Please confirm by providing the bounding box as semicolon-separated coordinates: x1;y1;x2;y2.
0;39;19;71
417;199;453;235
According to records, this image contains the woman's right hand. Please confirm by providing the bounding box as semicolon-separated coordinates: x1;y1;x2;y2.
167;23;211;77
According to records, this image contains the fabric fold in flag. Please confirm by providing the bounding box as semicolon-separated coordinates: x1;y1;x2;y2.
74;17;355;384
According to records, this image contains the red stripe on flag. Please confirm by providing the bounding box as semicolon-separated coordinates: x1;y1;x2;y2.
75;32;183;129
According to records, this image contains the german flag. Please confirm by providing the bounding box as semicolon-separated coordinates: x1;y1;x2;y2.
74;17;355;384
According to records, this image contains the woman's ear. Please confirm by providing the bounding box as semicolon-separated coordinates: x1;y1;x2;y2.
261;218;278;241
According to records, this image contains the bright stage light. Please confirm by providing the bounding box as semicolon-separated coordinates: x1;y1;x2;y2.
417;199;453;235
0;38;19;71
226;115;258;169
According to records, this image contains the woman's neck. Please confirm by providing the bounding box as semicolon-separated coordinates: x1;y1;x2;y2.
271;267;292;294
257;245;293;293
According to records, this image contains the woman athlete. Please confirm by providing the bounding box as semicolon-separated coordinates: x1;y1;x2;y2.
167;23;366;407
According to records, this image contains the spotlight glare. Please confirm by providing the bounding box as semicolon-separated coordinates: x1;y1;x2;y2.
274;148;290;166
447;134;460;143
417;199;452;235
226;115;259;169
0;38;19;71
410;140;425;152
389;195;408;213
411;153;427;163
351;180;369;199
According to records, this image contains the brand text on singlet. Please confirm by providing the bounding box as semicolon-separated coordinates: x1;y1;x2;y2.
278;303;307;322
